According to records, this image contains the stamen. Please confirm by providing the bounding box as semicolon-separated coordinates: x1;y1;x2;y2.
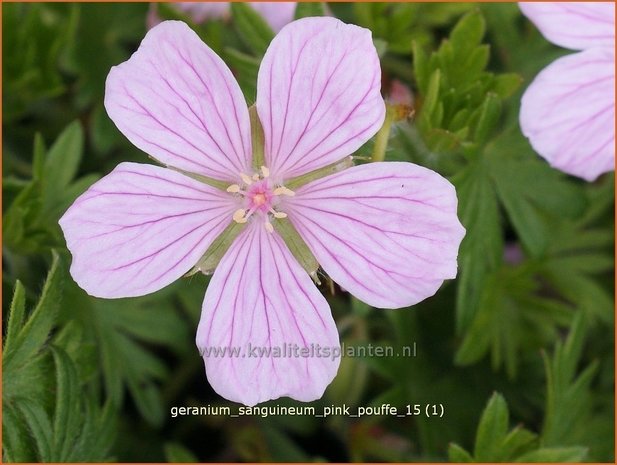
261;166;270;178
233;208;248;224
273;186;295;197
252;173;260;181
240;173;253;185
264;221;274;233
226;184;241;193
272;211;287;219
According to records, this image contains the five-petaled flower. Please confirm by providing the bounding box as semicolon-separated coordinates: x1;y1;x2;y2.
59;18;465;406
519;2;615;181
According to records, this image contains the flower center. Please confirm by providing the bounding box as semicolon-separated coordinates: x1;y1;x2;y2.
226;166;295;233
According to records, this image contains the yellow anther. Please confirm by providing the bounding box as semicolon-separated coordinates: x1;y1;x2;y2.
226;184;241;193
264;221;274;233
273;211;287;219
273;186;295;197
240;173;253;185
261;166;270;178
232;209;248;224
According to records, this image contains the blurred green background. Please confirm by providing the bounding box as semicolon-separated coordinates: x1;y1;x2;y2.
2;2;614;462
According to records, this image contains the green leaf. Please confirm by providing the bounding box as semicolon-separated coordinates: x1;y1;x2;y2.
231;2;275;57
448;443;473;462
452;158;502;332
542;313;599;448
294;2;324;19
516;447;588;462
5;281;27;353
17;402;53;462
64;3;147;106
456;264;572;377
223;48;259;102
471;93;501;145
474;393;509;461
450;10;486;56
490;145;587;257
164;442;199;462
492;73;523;99
412;40;430;95
3;3;75;120
43;120;83;193
4;251;62;369
50;347;82;461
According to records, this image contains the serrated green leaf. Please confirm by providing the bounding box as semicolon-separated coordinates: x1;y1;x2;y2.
453;158;503;332
450;10;486;55
231;2;275;57
4;252;62;368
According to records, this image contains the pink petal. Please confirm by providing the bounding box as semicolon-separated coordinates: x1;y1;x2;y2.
519;2;615;50
286;162;466;309
59;163;237;298
256;17;385;179
197;223;340;406
105;21;251;182
520;48;615;181
175;2;230;23
249;2;296;32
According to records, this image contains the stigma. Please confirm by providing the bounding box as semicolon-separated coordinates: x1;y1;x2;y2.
226;166;294;233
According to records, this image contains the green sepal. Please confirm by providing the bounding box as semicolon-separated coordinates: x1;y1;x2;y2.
187;221;246;276
249;105;265;170
273;218;319;279
167;166;230;191
286;156;354;190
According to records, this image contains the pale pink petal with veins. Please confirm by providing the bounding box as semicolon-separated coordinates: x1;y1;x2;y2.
520;48;615;181
519;2;615;51
59;163;238;298
286;162;465;308
256;17;386;179
105;21;252;182
196;223;340;406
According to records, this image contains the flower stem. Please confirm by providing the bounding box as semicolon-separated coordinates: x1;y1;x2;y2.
371;107;394;163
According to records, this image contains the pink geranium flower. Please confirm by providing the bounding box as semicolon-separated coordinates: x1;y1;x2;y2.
59;19;465;405
519;2;615;181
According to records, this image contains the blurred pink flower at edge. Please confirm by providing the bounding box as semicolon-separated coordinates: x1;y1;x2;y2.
148;2;297;32
519;2;615;182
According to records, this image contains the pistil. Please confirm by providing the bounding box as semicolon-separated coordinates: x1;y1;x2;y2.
226;168;295;232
